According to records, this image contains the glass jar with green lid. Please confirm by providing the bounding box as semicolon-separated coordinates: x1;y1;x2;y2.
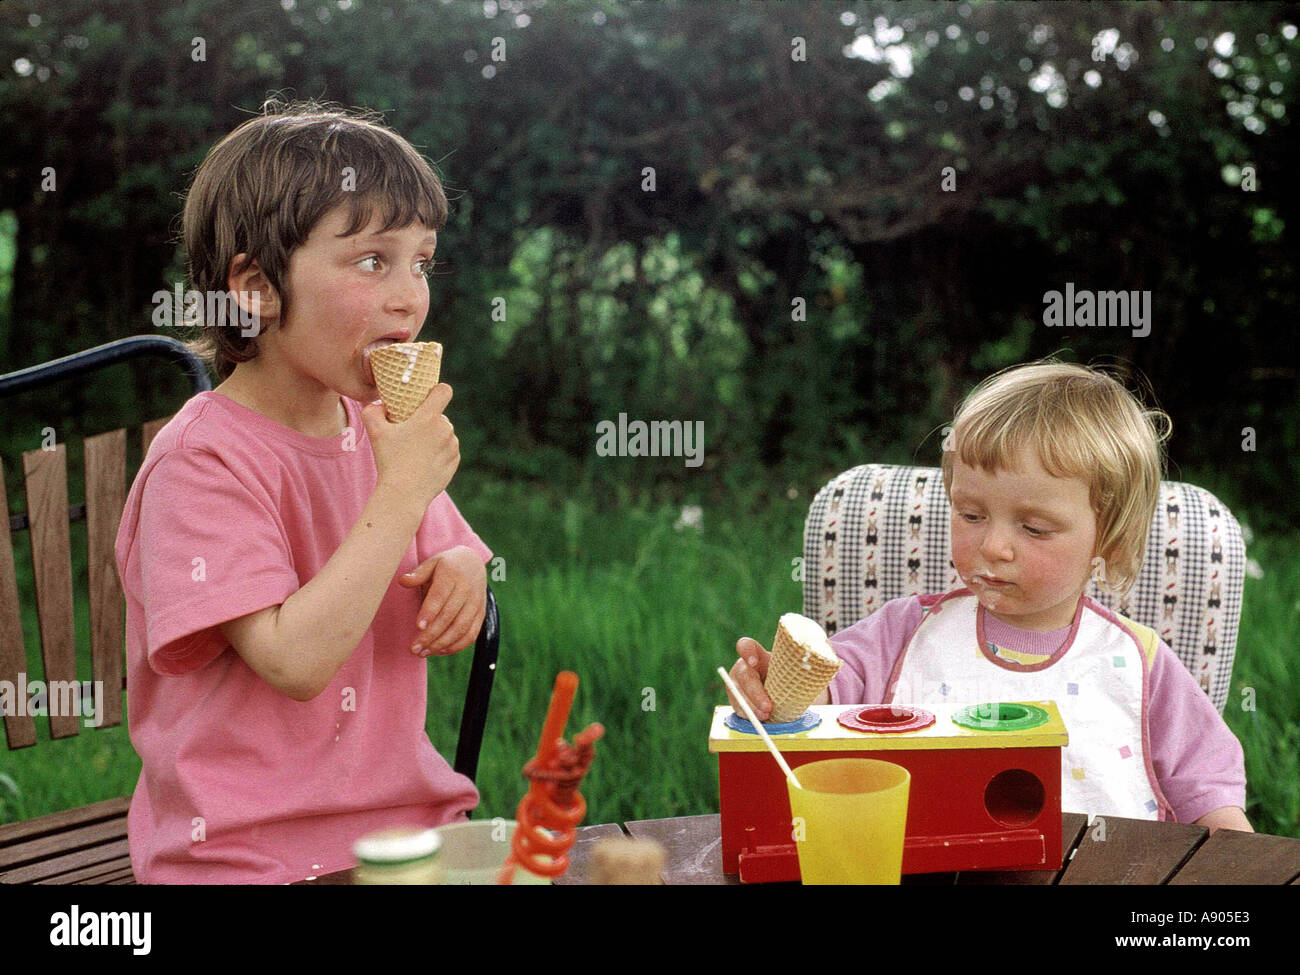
352;827;444;885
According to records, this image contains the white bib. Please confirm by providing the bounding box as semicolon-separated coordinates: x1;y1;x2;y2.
886;591;1168;820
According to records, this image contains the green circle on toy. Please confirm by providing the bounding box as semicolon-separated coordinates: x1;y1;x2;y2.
952;702;1049;731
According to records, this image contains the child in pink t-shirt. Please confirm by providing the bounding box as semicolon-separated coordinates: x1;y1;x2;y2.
115;102;492;883
726;361;1252;832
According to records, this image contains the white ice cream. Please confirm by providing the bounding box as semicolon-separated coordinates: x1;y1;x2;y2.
778;613;837;670
399;347;418;383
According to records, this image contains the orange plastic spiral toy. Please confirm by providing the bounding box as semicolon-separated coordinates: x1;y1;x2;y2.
498;671;604;884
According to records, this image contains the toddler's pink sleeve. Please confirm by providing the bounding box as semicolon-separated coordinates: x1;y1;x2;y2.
826;597;926;705
137;450;300;676
1146;642;1248;824
416;493;491;565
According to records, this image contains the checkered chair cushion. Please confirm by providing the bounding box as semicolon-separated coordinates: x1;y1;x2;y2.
802;464;1243;714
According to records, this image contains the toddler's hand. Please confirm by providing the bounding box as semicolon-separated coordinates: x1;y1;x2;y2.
726;637;773;722
398;546;487;656
362;384;460;514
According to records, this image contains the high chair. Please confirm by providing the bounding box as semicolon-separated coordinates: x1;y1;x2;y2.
0;336;500;883
802;463;1244;713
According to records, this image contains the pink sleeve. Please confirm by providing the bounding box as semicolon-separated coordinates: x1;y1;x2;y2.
826;596;926;705
416;492;491;565
1147;641;1247;824
138;450;300;676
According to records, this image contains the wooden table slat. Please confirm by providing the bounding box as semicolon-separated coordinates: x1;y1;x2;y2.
0;837;131;884
0;811;130;869
553;822;628;885
1168;827;1300;885
0;796;131;845
1059;815;1208;885
35;857;136;885
99;865;138;885
624;814;736;885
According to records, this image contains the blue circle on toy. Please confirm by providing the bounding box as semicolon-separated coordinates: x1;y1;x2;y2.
725;710;822;735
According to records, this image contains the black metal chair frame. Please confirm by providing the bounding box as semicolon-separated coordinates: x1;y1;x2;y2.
1;335;499;781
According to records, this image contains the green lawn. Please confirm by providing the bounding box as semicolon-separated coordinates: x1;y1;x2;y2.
2;480;1297;841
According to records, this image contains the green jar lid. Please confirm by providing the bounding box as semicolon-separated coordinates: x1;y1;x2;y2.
353;827;441;866
952;702;1049;731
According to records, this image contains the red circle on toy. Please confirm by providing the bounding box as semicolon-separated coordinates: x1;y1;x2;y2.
838;705;936;734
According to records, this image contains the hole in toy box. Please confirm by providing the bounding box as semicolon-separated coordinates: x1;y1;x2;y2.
984;769;1046;828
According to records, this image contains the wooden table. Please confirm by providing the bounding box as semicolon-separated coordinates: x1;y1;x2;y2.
551;812;1300;885
18;807;1287;885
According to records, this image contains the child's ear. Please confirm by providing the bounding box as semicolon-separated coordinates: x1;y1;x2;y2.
227;253;280;321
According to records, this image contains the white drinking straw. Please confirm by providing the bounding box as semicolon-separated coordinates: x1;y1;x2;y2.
717;666;802;790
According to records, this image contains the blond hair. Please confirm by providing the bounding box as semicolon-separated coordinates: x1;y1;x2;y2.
182;99;449;379
940;360;1171;593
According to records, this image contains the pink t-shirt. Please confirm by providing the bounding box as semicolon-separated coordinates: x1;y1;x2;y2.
826;594;1246;825
115;392;490;884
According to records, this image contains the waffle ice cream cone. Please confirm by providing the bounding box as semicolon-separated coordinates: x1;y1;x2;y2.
371;342;442;422
764;613;841;723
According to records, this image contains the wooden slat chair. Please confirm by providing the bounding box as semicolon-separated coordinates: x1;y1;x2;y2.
802;463;1245;713
0;337;501;884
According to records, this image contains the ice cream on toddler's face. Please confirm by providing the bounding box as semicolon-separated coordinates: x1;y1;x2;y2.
763;612;842;723
367;341;443;422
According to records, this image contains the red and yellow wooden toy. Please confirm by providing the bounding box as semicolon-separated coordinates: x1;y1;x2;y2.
710;701;1067;883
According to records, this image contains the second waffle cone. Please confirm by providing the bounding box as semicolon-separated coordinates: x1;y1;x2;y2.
765;616;842;723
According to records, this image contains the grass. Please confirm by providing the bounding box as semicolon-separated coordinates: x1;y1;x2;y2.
426;478;808;828
2;479;1297;840
1219;534;1300;836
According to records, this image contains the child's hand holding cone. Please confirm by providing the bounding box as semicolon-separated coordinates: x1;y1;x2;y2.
725;614;840;724
725;637;774;722
362;382;459;516
362;340;459;515
764;613;842;722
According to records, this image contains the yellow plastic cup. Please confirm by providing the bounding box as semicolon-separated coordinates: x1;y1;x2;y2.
786;758;911;885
